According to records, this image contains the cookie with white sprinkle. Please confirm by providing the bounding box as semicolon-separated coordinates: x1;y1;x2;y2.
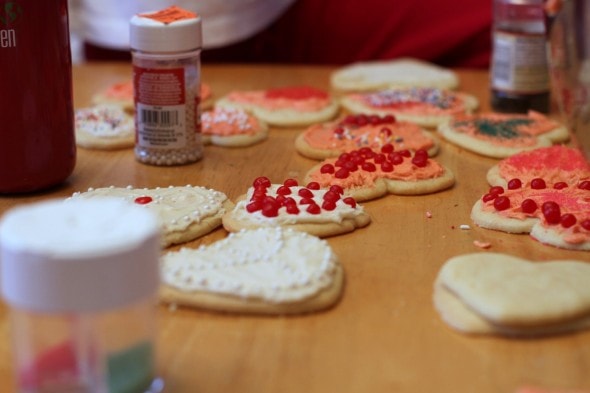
160;227;344;314
201;107;268;147
69;185;234;247
75;105;135;150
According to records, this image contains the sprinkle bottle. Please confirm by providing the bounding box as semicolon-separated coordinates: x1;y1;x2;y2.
130;6;203;166
0;199;163;393
490;0;550;113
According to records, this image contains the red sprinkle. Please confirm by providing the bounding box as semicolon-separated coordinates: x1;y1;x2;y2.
542;201;561;224
306;181;320;190
253;176;271;188
530;178;547;189
283;178;298;187
579;180;590;190
493;196;510;211
553;181;568;189
306;203;321;214
134;196;153;205
507;178;522;190
343;197;356;208
560;213;577;228
320;164;335;174
521;198;538;214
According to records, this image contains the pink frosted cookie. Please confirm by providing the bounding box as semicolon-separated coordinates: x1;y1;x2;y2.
438;111;569;158
215;86;340;127
471;180;590;251
487;145;590;187
295;113;438;160
340;87;479;128
201;107;268;147
222;177;371;238
304;146;455;202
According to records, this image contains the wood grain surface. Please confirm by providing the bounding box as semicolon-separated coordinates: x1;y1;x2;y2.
0;63;588;393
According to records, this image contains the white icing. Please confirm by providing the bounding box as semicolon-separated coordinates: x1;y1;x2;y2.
75;105;134;138
70;186;228;232
232;184;365;225
161;227;338;302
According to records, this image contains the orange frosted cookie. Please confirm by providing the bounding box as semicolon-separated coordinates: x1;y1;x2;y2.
295;113;438;160
438;111;569;158
304;146;454;202
222;177;371;238
92;80;213;111
471;179;590;251
202;107;268;147
340;87;479;128
487;145;590;188
215;86;340;127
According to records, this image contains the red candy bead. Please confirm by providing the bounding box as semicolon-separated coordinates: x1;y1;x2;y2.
298;188;314;198
381;144;394;154
388;153;403;165
322;200;336;211
261;203;279;217
482;193;497;203
283;178;298;187
343;161;358;172
253;176;271;188
299;198;314;205
320;164;335;174
542;201;561;224
276;185;291;195
362;162;377;172
507;178;522;190
581;219;590;231
560;213;577;228
306;181;320;190
489;186;504;195
335;168;350;179
521;198;538;214
553;182;568;189
398;149;411;157
134;196;153;205
383;114;396;123
411;155;427;168
530;178;546;189
380;127;393;137
323;190;340;202
306;203;321;214
380;161;394;172
246;201;262;212
343;197;356;208
329;185;344;195
493;196;510;211
579;180;590;190
286;204;300;214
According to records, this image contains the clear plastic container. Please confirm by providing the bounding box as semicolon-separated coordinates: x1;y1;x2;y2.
0;198;163;393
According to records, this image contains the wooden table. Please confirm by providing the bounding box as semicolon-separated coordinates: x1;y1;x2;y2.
0;63;589;392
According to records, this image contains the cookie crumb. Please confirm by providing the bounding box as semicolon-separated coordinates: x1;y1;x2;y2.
426;211;433;218
459;224;471;230
473;240;491;249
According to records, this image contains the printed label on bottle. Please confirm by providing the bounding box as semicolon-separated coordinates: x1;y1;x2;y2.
0;2;22;48
491;31;549;94
134;66;187;149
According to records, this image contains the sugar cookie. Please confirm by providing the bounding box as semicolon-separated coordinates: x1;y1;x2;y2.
201;107;268;147
215;86;339;127
70;185;233;247
74;105;135;150
340;87;479;128
222;177;371;238
295;113;438;160
160;227;343;314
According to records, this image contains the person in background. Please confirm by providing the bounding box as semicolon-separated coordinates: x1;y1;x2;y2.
70;0;492;68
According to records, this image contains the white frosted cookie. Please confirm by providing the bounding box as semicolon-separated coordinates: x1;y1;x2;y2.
74;105;135;150
201;107;268;147
340;87;479;128
69;185;234;247
215;86;340;127
304;147;455;202
438;111;569;158
295;113;439;160
471;180;590;250
486;145;590;188
330;58;459;92
160;227;343;314
434;253;590;336
222;177;371;238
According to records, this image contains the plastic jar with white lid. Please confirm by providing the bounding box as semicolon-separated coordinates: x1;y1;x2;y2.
0;198;163;393
130;6;204;166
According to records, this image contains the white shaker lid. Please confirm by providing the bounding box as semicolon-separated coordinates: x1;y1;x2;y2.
130;6;202;53
0;198;161;313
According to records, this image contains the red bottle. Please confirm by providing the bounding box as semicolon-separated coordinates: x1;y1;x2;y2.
0;0;76;193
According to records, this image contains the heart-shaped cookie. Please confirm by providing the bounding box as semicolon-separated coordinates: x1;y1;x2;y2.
434;253;590;336
160;227;343;314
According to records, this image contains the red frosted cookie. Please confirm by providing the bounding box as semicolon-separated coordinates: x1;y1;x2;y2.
340;87;479;128
201;107;268;147
215;85;340;127
222;177;371;238
438;111;569;158
487;145;590;187
295;113;439;160
471;179;590;251
304;146;455;202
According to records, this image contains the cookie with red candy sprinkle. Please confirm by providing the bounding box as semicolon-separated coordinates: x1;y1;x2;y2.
303;146;455;202
438;111;569;158
201;107;268;147
295;113;439;160
471;179;590;251
340;87;479;129
486;145;590;188
215;85;340;127
221;177;371;238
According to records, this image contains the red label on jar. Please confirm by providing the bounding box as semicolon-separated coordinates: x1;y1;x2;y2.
133;67;185;106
